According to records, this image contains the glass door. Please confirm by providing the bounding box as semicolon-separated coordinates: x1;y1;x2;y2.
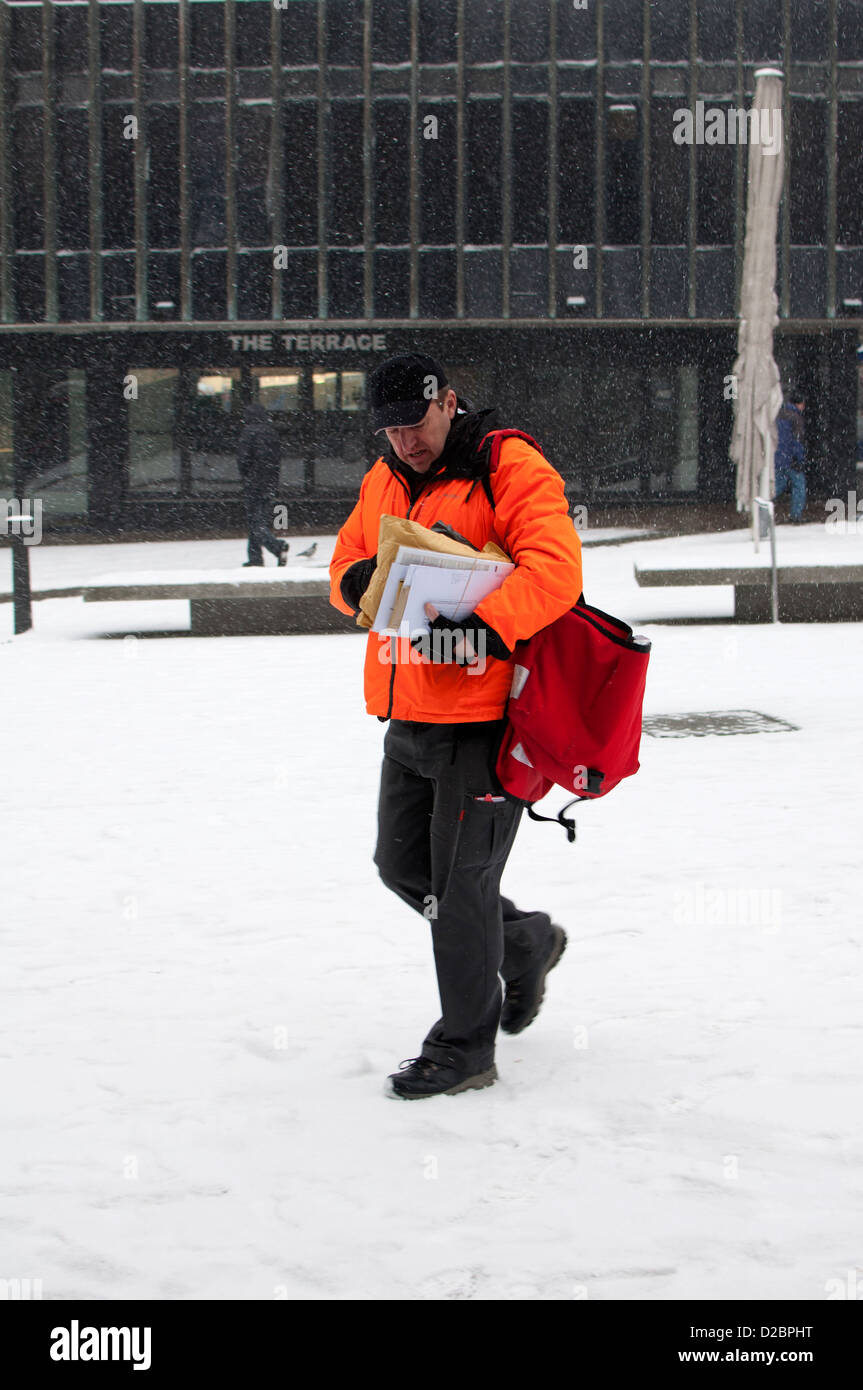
311;369;369;491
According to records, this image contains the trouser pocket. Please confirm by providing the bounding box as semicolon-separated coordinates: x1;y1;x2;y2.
453;793;521;872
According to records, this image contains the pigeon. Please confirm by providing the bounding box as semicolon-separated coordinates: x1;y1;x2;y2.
297;542;317;558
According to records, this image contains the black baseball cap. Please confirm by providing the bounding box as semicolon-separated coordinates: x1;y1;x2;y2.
368;353;449;433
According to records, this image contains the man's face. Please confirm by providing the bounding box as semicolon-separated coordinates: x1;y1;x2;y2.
383;390;457;473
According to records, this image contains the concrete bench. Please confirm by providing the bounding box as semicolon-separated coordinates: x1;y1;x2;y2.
634;562;863;622
81;570;358;636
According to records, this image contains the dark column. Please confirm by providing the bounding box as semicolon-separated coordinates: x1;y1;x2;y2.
699;330;737;504
817;331;857;505
86;362;128;534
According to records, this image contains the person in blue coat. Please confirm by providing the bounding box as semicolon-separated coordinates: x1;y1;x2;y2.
773;387;807;523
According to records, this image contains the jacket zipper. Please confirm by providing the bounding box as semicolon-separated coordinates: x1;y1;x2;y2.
383;471;429;721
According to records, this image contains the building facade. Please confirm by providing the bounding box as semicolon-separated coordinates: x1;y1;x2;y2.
0;0;861;534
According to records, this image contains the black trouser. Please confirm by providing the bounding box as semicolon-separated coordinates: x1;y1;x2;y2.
244;493;284;564
373;717;555;1073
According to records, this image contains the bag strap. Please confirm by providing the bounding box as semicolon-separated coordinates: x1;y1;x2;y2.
470;429;546;512
526;799;581;843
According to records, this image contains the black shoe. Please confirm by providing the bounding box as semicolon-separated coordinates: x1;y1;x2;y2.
242;560;264;567
500;925;567;1035
277;543;289;567
387;1055;497;1100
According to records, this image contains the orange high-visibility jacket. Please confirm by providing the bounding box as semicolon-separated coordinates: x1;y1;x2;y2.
329;432;583;723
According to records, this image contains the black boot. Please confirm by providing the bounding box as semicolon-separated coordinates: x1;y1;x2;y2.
500;925;567;1035
387;1056;497;1100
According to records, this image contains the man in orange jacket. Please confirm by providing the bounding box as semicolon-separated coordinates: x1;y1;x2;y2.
329;353;583;1099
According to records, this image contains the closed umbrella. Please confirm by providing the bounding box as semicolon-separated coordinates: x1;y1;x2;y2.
729;69;786;549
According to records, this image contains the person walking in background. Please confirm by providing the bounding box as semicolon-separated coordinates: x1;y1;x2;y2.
773;387;808;524
236;403;289;566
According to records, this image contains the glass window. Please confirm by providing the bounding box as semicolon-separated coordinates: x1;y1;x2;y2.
128;368;181;493
341;372;366;411
792;3;830;62
237;250;271;319
838;0;863;60
650;0;689;62
100;3;132;70
10;2;43;73
189;368;242;495
234;0;270;67
328;251;364;317
311;371;366;412
103;252;136;319
650;99;688;244
602;247;641;316
148;251;180;319
146;0;180;69
373;101;411;244
237;106;271;247
191;104;226;247
698;2;737;60
587;365;645;497
17;369;87;517
465;0;503;62
253;370;301;412
557;0;597;61
742;0;783;62
466;101;502;244
191;250;227;319
419;248;456;316
512;3;549;62
606;103;641;244
329;101;364;244
0;372;13;493
148;106;180;249
838;103;863;245
696;117;735;244
419;0;457;63
283;103;318;245
511;247;548;316
373;0;410;63
12;110;44;250
512;101;548;243
280;0;317;66
373;249;411;315
59;255;90;321
558;100;595;245
696;246;734;316
604;0;642;62
102;107;135;249
327;0;362;64
465;248;502;317
313;371;339;411
282;249;318;316
55;3;89;75
420;103;457;243
190;1;225;68
790;99;827;244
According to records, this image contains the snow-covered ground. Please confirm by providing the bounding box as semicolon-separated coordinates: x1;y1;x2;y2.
2;522;861;1301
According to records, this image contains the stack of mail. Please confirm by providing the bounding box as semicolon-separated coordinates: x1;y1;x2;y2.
372;545;514;634
356;513;511;629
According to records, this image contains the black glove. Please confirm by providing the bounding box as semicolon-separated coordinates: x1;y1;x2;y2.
340;555;377;615
410;611;512;665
